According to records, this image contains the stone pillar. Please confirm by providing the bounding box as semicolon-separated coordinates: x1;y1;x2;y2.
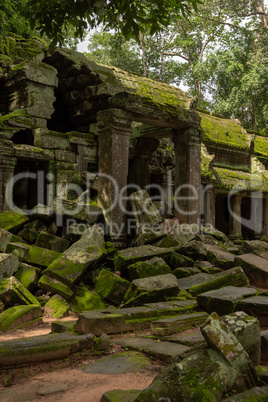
262;198;268;239
0;155;16;212
97;109;132;246
229;194;243;240
162;168;174;215
130;137;159;190
173;128;201;224
251;196;263;239
203;184;215;227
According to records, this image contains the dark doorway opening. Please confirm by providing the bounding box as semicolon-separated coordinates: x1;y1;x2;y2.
215;195;229;235
13;160;49;210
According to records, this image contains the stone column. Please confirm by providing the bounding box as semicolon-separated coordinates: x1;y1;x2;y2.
162;168;174;215
229;194;243;240
97;109;132;246
0;155;17;212
251;196;263;239
262;198;268;239
203;184;215;227
173;128;201;224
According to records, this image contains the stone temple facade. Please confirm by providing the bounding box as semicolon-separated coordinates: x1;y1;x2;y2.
1;42;268;245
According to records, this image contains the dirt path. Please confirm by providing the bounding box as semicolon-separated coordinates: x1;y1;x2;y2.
0;321;164;402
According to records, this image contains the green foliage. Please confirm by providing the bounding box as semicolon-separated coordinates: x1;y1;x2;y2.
28;0;203;46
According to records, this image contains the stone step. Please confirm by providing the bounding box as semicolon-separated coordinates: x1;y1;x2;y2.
150;312;208;336
114;337;190;363
163;328;205;347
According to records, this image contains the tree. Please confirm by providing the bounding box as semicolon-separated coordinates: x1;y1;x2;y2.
28;0;202;47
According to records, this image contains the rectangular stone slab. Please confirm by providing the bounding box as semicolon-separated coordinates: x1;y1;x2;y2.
236;296;268;326
114;337;190;363
150;312;209;336
234;254;268;288
197;286;258;316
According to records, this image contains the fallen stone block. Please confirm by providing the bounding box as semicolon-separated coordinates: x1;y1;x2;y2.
0;276;40;307
38;274;73;299
75;310;126;336
31;204;52;223
0;332;95;367
129;189;162;227
44;294;70;318
238;240;268;260
0;253;19;280
163;252;194;268
44;252;102;287
163;328;205;347
0;207;29;233
201;312;257;385
18;220;47;243
173;267;200;278
236;295;268;326
24;246;61;268
205;244;235;269
15;263;41;292
6;242;32;260
123;274;179;306
71;282;107;312
127;257;171;281
35;231;70;252
51;320;77;333
114;337;190;363
197;286;257;315
114;245;174;274
95;269;130;305
0;228;25;252
175;240;208;260
150;312;209;336
53;197;102;224
0;304;42;332
178;266;248;296
222;311;261;366
38;384;68;396
234;253;268;288
63;225;105;260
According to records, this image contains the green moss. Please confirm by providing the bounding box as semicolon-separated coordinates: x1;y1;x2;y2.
213;167;268;191
254;135;268;158
200;112;251;150
71;283;107;313
45;295;69;318
25;246;61;268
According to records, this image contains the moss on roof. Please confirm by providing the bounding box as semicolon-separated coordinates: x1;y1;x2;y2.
200;113;251;150
254;135;268;158
47;49;198;121
213;167;268;191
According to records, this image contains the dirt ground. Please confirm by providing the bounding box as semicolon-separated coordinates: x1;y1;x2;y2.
0;319;165;402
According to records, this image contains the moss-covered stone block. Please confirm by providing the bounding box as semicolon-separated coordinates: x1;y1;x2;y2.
5;242;32;261
0;304;42;332
0;276;40;307
71;282;107;313
43;255;96;287
100;389;141;402
35;231;70;252
38;274;73;299
123;274;179;306
24;246;61;268
15;263;41;292
44;294;70;318
95;269;130;305
0;207;29;233
0;229;25;252
17;220;47;244
114;245;174;275
163;252;194;268
127;257;171;281
0;252;19;280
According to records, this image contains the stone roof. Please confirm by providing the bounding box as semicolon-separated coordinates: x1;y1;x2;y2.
200;112;252;150
213;167;268;192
